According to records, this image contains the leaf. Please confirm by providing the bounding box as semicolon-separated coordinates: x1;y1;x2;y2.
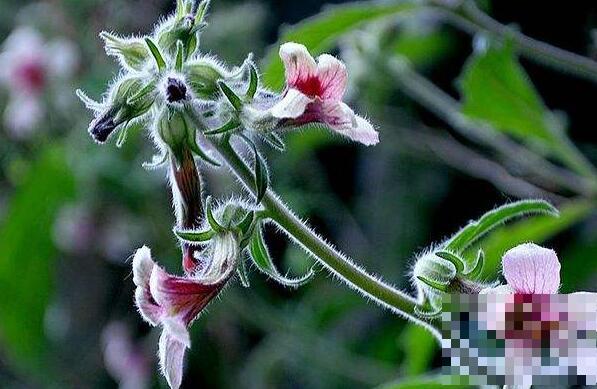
249;226;314;287
458;41;595;176
0;147;75;373
444;199;558;253
377;376;472;389
144;38;166;71
262;2;418;90
399;324;438;377
217;81;243;111
469;199;594;278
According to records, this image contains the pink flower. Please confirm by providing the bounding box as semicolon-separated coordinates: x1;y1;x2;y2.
270;42;379;146
0;27;78;138
481;243;560;294
102;321;151;389
132;233;238;389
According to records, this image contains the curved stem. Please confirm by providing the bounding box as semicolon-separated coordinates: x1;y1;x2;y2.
437;0;597;84
208;137;440;337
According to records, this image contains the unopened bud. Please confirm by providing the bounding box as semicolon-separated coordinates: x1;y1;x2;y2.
100;32;149;71
186;60;224;99
157;108;191;157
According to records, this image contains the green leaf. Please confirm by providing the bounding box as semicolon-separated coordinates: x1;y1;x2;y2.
399;324;438;376
145;38;166;71
246;63;258;100
217;81;243;111
262;2;418;90
444;200;558;253
249;226;315;287
0;147;75;373
377;376;472;389
174;228;215;242
470;199;594;278
459;41;595;176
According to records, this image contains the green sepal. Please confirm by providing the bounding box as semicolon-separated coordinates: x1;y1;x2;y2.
187;127;221;166
414;297;442;319
195;0;211;24
236;211;255;235
175;40;184;72
76;89;103;112
444;200;559;253
206;196;224;233
464;249;485;279
204;118;240;136
116;124;129;148
174;227;215;242
249;226;315;288
245;63;258;100
236;255;251;288
239;135;269;203
261;132;285;151
145;38;166;71
218;81;243;111
416;276;449;293
435;250;465;274
142;151;169;170
126;80;157;106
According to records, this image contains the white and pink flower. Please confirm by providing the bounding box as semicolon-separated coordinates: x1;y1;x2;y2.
270;42;379;146
132;232;238;389
0;27;78;138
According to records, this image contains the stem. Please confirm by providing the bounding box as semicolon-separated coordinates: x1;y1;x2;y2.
384;56;596;196
437;0;597;84
209;138;440;336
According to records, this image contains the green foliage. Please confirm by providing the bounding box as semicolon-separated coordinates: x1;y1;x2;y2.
470;199;594;278
0;147;75;372
377;376;473;389
262;2;418;89
399;324;438;376
459;41;595;176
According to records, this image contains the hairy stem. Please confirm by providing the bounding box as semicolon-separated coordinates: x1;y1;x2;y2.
435;0;597;84
207;137;440;337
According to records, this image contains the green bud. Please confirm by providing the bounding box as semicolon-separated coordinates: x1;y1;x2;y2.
186;60;223;99
100;32;149;71
156;15;198;58
157;108;191;158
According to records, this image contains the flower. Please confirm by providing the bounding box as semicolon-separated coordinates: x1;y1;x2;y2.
270;42;379;146
132;232;238;389
0;26;78;138
481;243;560;294
102;321;151;389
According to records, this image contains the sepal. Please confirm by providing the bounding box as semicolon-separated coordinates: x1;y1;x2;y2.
100;32;149;71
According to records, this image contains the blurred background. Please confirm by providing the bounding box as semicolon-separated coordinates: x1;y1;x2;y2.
0;0;595;388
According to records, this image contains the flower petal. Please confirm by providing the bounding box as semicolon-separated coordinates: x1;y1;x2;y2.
134;287;163;326
502;243;560;294
162;317;191;348
279;42;317;90
149;265;223;326
322;102;379;146
132;246;155;287
270;88;313;119
479;284;516;294
316;54;347;101
158;330;187;389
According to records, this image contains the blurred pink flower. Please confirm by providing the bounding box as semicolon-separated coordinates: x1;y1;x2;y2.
481;243;561;294
271;42;379;146
102;321;151;389
132;235;238;389
0;27;78;138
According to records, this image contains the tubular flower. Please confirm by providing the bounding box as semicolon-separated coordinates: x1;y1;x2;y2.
271;42;379;146
481;243;561;294
132;232;239;389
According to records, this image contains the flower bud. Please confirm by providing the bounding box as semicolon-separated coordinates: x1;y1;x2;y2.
185;60;224;99
100;32;149;71
85;77;155;143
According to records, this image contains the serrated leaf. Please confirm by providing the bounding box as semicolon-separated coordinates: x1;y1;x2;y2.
444;200;559;253
145;38;166;71
262;2;418;90
249;227;314;287
0;147;75;374
174;228;215;242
